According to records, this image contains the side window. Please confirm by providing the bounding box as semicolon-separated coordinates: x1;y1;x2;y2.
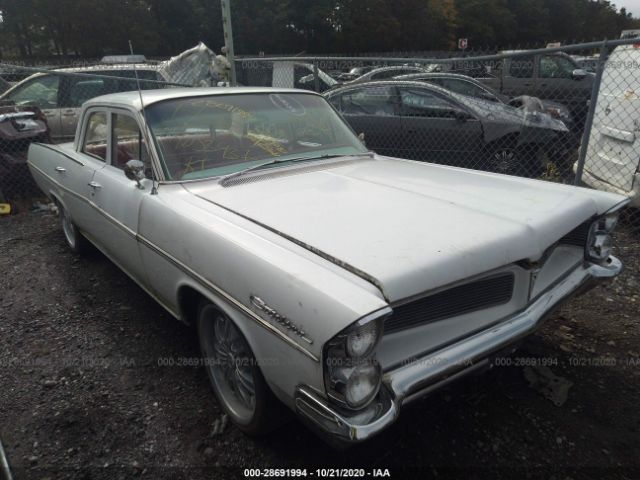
400;87;468;119
328;95;341;111
82;111;108;161
442;79;499;102
4;75;60;109
508;56;534;78
540;55;574;79
339;86;397;116
371;69;400;80
67;77;117;108
112;113;150;171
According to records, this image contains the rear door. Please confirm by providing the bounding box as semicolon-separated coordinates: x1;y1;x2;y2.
54;109;109;230
329;85;401;157
397;86;484;166
584;46;640;192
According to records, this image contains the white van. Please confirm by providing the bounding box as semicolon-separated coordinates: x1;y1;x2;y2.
579;42;640;207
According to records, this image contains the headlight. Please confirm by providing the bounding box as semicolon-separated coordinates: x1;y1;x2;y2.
585;212;619;264
346;320;380;358
587;228;613;263
323;308;390;410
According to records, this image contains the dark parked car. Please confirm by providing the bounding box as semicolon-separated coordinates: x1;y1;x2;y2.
0;76;10;95
393;72;574;128
324;81;568;176
342;66;427;85
393;72;579;173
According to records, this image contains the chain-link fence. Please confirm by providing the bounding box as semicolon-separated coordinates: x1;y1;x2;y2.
1;39;639;230
235;39;640;230
0;62;192;211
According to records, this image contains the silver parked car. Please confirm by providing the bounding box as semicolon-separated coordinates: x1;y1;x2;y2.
0;64;169;141
28;87;627;446
343;65;427;85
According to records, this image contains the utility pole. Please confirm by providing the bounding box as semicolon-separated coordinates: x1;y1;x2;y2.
221;0;237;86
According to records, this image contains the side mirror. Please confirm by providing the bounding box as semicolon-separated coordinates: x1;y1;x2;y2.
572;68;588;80
454;110;470;122
299;74;315;84
124;159;145;189
358;132;366;146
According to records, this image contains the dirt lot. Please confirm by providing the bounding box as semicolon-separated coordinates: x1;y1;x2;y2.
1;211;639;480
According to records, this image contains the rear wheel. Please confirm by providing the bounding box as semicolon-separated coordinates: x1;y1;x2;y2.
59;203;90;254
197;302;287;435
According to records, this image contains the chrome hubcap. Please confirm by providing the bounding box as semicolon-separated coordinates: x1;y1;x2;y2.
61;208;76;248
493;148;517;173
203;312;256;422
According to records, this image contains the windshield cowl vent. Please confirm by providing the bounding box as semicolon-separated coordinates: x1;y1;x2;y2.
219;157;369;187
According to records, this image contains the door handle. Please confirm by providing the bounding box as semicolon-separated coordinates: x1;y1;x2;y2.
88;181;102;189
55;166;66;173
62;111;76;117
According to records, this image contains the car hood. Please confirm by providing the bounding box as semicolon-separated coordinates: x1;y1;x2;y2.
184;156;623;302
463;95;569;133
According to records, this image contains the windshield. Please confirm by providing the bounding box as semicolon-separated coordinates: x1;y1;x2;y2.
146;93;366;181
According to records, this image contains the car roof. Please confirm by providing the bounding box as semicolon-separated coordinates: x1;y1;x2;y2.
325;79;458;98
394;72;480;82
84;87;322;110
53;63;162;73
369;65;424;72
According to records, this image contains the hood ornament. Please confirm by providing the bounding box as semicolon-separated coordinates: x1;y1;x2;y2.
250;295;313;344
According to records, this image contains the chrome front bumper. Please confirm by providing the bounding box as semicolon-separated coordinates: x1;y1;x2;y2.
295;256;622;445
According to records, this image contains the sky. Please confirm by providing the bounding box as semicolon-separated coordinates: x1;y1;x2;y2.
619;0;640;17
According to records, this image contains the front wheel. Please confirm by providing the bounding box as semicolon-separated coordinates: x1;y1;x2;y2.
197;302;287;435
486;142;544;178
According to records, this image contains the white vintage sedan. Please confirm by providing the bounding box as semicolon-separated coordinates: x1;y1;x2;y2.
28;87;627;445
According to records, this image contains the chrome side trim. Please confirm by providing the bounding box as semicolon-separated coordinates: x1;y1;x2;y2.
28;162;137;239
32;142;85;166
30;162;320;361
193;193;390;302
80;230;181;320
28;161;86;201
136;234;320;362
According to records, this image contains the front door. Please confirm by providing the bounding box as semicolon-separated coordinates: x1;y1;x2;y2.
502;56;537;97
89;110;152;285
332;85;401;157
397;86;484;166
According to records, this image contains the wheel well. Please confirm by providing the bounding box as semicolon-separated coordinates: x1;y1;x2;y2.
177;285;206;326
486;133;519;153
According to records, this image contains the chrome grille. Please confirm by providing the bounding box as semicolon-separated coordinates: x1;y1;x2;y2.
384;273;515;334
559;220;591;247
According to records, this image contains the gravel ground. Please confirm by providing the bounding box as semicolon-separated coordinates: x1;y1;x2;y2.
1;211;639;480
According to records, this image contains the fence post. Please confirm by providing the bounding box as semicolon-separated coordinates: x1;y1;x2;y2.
573;39;608;186
220;0;237;86
313;60;320;93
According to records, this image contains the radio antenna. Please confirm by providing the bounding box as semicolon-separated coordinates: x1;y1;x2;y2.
128;40;158;194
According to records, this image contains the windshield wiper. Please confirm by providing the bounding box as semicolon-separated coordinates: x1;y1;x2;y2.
218;152;373;184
